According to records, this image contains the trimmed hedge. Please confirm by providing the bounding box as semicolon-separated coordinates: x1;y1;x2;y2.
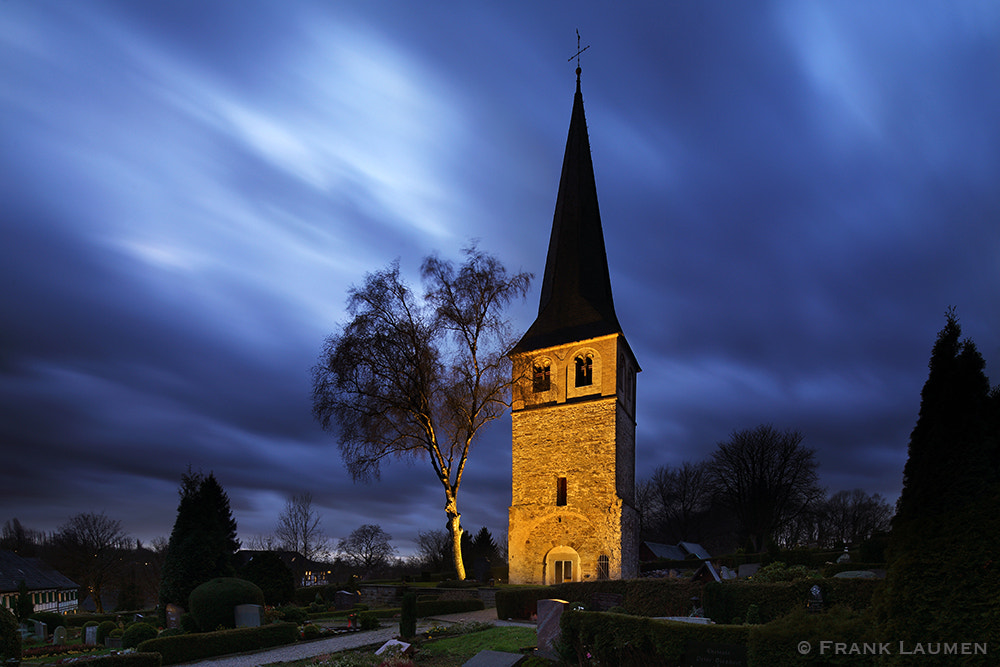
76;653;163;667
496;580;704;620
416;598;484;617
749;606;875;666
559;610;751;666
702;579;882;624
137;622;298;665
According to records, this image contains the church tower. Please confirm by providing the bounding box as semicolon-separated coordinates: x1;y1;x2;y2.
508;69;640;585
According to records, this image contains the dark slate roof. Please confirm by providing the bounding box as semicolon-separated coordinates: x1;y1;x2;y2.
515;72;622;353
0;550;78;594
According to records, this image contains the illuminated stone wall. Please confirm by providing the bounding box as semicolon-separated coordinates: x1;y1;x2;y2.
508;333;639;584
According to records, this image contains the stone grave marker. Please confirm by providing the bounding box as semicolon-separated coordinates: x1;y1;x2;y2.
235;603;262;628
684;641;747;667
52;626;67;645
462;649;527;667
84;625;98;645
165;603;183;630
375;639;413;657
32;620;47;640
334;590;358;610
536;599;568;658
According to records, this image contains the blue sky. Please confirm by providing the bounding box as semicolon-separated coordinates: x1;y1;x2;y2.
2;1;998;555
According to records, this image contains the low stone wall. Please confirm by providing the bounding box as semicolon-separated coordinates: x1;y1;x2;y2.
357;585;498;608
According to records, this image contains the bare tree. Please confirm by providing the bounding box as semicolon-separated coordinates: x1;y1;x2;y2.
52;512;130;613
245;534;280;551
312;245;531;579
337;524;396;577
822;489;893;547
708;425;824;552
415;529;452;574
640;462;713;543
275;492;328;561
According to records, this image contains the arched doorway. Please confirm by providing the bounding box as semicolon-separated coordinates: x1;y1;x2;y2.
544;546;580;584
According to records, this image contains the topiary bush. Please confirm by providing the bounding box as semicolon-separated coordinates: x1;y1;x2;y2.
188;577;265;631
276;605;309;624
400;592;417;639
122;622;159;649
0;607;20;666
96;620;118;645
358;611;379;631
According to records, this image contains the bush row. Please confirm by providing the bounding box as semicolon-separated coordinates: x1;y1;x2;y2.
137;622;298;665
702;579;882;624
559;610;751;666
561;608;877;667
416;598;484;617
496;580;704;620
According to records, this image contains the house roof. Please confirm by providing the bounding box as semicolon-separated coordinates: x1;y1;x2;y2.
641;541;712;562
0;550;78;594
514;70;622;353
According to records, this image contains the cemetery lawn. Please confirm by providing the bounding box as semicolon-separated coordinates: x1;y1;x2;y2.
415;626;537;666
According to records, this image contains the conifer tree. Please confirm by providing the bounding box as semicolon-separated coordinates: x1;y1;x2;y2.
875;310;999;663
158;470;240;613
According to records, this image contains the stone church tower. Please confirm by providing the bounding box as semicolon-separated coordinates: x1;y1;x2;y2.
508;70;640;585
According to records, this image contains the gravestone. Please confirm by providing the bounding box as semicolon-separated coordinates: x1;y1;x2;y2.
462;650;527;667
52;626;67;645
536;599;568;658
32;620;47;640
165;603;183;630
234;604;262;628
334;590;359;610
684;641;747;666
807;584;824;613
375;639;413;657
837;549;851;564
84;625;98;645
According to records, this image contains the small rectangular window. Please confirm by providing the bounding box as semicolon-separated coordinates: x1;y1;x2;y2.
556;476;567;506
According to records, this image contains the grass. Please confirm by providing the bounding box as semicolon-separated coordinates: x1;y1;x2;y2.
416;626;537;666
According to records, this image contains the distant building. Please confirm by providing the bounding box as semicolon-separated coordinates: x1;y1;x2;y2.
508;67;640;585
0;550;79;614
640;541;712;563
234;550;333;587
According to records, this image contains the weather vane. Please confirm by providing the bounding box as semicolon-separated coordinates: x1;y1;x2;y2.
567;28;590;78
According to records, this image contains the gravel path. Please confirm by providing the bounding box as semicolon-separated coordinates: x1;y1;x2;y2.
176;609;534;667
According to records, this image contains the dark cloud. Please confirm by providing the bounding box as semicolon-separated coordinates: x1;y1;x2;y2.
1;1;998;554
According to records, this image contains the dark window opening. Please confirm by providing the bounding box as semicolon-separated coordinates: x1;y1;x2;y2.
575;355;593;387
533;362;551;392
556;476;567;506
554;560;572;584
597;555;610;580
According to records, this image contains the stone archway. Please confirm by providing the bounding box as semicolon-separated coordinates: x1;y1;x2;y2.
544;545;580;585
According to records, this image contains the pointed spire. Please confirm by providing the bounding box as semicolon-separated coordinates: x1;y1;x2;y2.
515;73;622;352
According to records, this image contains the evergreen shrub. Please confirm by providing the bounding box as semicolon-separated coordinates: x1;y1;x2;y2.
122;622;159;649
137;622;298;665
188;577;265;631
239;552;295;605
400;592;417;639
29;611;63;629
358;612;379;630
702;579;881;624
96;621;118;645
277;605;309;624
0;607;20;666
301;624;320;639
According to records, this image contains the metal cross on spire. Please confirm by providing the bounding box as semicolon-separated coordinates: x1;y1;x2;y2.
567;29;590;81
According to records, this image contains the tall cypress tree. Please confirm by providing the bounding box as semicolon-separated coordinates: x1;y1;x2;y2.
875;310;999;663
158;470;240;613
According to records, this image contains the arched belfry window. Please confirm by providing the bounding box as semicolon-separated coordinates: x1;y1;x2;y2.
575;354;593;387
533;360;551;393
